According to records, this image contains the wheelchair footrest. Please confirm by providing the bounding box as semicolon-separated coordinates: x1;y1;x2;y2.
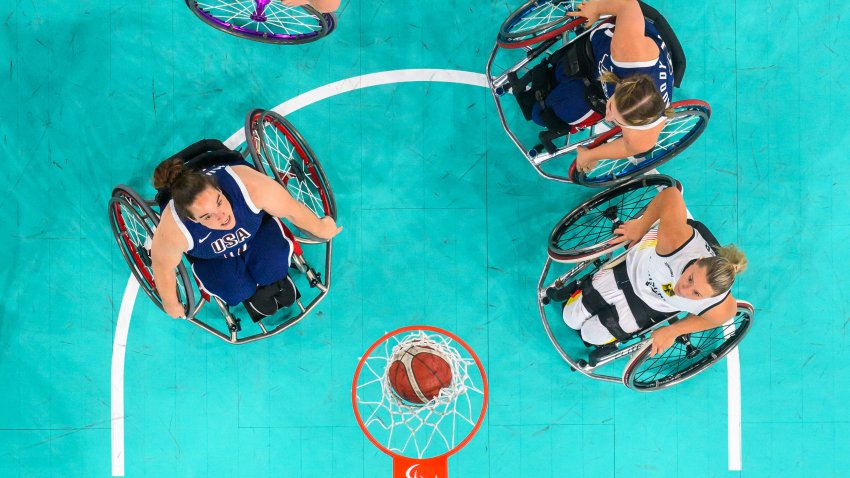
587;343;618;367
244;277;300;323
538;128;570;155
546;281;579;303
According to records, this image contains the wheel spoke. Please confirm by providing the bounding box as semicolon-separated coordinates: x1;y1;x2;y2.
552;182;663;255
632;316;746;386
259;117;327;218
194;0;322;36
507;1;579;35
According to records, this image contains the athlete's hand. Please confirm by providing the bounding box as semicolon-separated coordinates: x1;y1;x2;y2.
163;299;185;319
566;1;601;28
611;218;647;247
315;216;342;240
649;327;677;356
574;146;600;175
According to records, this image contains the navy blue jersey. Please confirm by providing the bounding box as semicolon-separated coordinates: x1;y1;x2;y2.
590;19;674;107
167;165;265;260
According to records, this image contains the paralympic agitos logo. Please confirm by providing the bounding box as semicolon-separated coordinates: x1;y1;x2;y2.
406;464;440;478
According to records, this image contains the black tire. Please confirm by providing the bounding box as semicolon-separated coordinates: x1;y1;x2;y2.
184;0;335;45
108;185;195;314
497;0;583;49
573;101;712;187
547;175;680;262
622;302;754;391
245;109;337;243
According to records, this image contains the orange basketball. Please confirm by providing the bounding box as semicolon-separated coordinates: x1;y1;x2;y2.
388;346;453;404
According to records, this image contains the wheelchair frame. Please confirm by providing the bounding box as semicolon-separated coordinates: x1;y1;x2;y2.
108;110;335;345
486;1;709;187
536;175;754;390
538;254;754;390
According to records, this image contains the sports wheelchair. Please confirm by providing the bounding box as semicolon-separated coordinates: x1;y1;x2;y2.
185;0;337;44
538;175;754;390
486;0;711;187
108;109;336;344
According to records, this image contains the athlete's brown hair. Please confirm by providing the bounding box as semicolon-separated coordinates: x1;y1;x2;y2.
153;158;218;219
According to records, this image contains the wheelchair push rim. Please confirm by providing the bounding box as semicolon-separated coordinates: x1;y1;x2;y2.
108;186;196;316
571;100;712;187
547;174;680;263
498;0;585;49
184;0;335;45
622;301;754;391
246;109;337;244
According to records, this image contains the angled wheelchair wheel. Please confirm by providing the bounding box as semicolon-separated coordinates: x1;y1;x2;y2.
547;174;680;263
246;109;337;243
572;101;712;187
622;301;754;391
185;0;336;44
108;186;196;314
498;0;585;49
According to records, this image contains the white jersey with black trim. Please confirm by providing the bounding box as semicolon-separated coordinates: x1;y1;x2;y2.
625;227;728;316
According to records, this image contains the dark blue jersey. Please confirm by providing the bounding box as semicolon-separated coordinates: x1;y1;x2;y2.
591;19;674;107
167;165;265;260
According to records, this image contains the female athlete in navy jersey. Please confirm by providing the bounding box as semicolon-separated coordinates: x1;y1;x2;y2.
150;149;341;320
537;0;676;174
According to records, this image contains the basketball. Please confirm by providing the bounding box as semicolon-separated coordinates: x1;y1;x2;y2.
387;345;453;404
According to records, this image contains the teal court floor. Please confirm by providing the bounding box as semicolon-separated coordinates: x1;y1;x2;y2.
2;1;849;477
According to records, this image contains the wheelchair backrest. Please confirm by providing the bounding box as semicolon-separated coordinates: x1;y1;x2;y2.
638;1;686;88
154;139;247;210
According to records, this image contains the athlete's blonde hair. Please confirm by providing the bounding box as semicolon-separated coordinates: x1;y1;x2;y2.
697;244;748;295
600;72;674;126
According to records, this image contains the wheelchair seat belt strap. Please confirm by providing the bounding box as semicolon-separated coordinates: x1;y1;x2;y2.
579;277;632;342
611;262;669;330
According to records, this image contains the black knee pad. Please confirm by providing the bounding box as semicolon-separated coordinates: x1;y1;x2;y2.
244;276;299;323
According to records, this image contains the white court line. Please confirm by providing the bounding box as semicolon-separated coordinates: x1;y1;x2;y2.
111;275;139;476
647;167;743;471
223;69;488;148
110;68;743;475
726;332;743;470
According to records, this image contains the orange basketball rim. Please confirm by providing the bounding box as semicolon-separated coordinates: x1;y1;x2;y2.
352;325;489;478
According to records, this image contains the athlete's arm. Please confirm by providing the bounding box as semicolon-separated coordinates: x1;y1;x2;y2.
611;180;689;247
568;0;658;62
576;122;663;170
234;165;342;240
649;294;737;355
151;214;190;318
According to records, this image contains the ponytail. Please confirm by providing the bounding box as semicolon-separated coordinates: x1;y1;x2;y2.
152;157;218;218
698;244;748;295
602;72;669;127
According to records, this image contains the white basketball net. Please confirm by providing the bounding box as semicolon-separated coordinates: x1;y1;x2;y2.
355;330;486;459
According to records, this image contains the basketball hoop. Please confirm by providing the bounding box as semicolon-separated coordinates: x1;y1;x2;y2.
352;326;488;478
